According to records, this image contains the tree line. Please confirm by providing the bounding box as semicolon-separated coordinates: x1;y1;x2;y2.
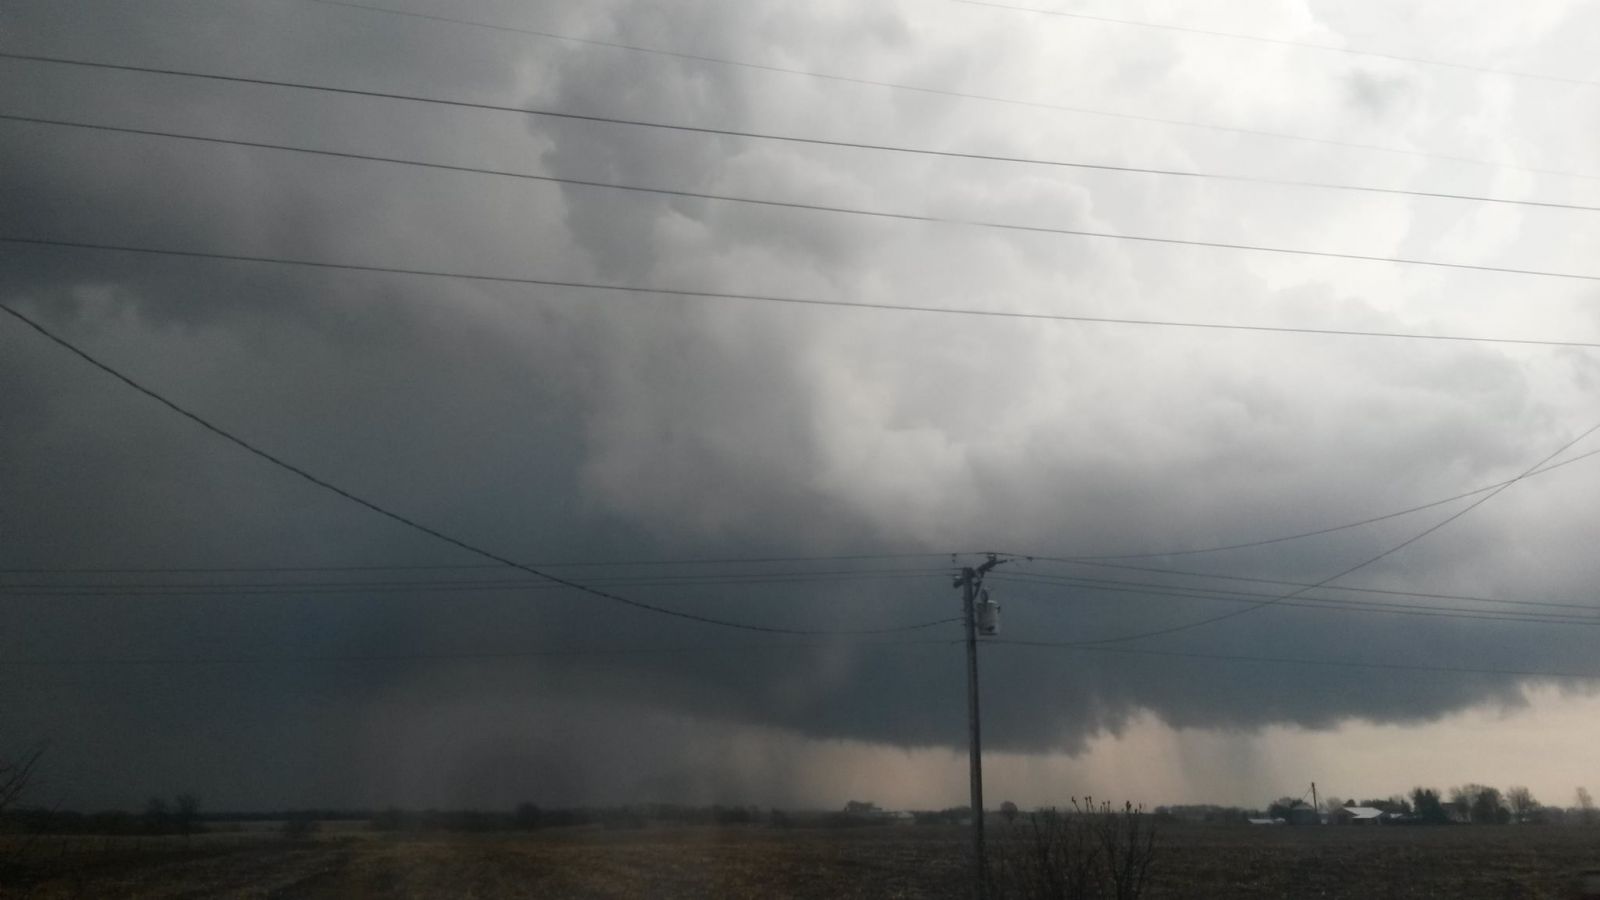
1255;785;1599;825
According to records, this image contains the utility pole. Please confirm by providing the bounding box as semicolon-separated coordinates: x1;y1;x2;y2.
955;554;1006;900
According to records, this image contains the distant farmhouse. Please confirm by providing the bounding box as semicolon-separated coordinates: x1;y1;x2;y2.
840;801;913;824
1330;806;1387;825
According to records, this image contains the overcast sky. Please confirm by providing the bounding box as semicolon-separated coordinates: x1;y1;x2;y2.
3;0;1599;812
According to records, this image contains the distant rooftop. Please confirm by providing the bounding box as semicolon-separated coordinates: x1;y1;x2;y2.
1337;807;1385;820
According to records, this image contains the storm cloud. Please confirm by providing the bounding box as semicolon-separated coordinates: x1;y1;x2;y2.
3;0;1599;810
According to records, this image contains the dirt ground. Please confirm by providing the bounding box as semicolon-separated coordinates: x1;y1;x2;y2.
3;823;1599;898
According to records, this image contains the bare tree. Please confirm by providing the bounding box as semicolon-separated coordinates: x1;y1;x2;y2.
1577;787;1597;826
1450;784;1508;824
1504;786;1537;824
174;794;201;839
143;797;171;834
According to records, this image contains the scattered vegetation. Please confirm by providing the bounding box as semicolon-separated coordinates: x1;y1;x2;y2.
1156;783;1600;828
990;799;1158;900
281;811;321;840
0;746;43;820
0;745;45;875
8;818;1596;898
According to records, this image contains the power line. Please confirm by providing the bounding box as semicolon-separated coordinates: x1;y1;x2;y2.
3;114;1594;280
8;236;1600;350
1027;446;1600;562
8;66;1600;279
0;303;956;638
29;565;1580;627
292;0;1600;179
13;558;1592;621
11;634;1600;683
998;567;1600;614
8;114;1598;232
4;166;1597;290
12;49;1600;188
0;573;933;592
1038;418;1600;644
1020;559;1600;613
6;432;1597;588
0;637;957;667
990;639;1600;682
0;569;947;597
0;566;942;587
990;573;1600;627
951;0;1600;89
0;552;965;575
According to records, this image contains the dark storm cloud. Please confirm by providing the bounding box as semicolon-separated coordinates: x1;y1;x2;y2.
3;0;1599;808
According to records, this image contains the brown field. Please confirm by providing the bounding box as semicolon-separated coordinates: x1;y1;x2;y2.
3;823;1600;898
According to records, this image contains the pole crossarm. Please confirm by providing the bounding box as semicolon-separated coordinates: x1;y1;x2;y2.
956;553;1009;899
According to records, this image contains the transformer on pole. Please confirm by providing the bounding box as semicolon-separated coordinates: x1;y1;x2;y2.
955;554;1008;900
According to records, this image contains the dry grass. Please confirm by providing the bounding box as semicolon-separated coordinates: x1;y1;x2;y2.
1149;824;1600;899
3;823;1598;898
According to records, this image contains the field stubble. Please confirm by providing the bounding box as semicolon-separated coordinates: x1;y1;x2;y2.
2;822;1598;898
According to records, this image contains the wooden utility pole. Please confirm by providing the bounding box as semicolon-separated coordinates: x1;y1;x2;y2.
956;554;1006;900
961;566;986;900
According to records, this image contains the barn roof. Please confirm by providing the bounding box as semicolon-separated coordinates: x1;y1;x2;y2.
1339;807;1385;820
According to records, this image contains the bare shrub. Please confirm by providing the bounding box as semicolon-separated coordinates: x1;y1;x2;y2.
990;798;1158;900
0;746;43;817
0;746;46;874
